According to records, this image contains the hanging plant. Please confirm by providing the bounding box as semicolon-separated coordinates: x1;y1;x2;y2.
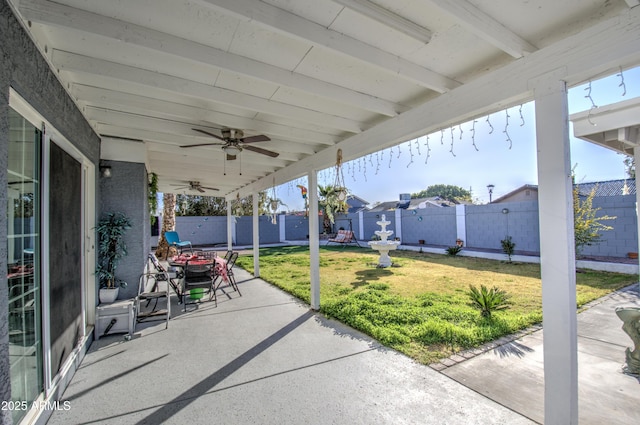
148;172;159;225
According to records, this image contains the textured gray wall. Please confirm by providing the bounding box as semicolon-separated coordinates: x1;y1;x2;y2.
175;216;227;246
171;197;638;258
99;160;150;300
284;215;318;240
399;208;457;245
1;3;101;423
466;202;540;252
363;211;397;241
235;216;281;245
579;195;637;257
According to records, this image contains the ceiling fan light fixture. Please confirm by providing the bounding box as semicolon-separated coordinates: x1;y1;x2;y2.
223;145;241;156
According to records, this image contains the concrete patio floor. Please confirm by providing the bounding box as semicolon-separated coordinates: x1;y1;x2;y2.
47;265;639;424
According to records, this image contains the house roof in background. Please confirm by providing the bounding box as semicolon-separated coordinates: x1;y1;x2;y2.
491;184;538;203
368;196;456;212
492;179;636;203
576;178;636;196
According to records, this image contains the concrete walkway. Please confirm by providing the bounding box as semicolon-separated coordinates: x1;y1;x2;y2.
47;267;639;424
441;284;640;425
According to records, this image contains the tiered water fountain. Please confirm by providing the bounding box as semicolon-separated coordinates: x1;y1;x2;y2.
368;214;400;267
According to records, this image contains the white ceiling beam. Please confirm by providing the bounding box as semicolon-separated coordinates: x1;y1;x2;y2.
332;0;432;44
72;85;338;146
196;0;460;92
427;0;537;58
51;50;363;133
233;5;640;198
19;0;401;117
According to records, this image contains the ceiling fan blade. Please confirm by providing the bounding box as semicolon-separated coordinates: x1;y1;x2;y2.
240;135;270;144
201;186;220;191
196;187;205;193
192;128;225;140
180;142;226;148
243;145;279;158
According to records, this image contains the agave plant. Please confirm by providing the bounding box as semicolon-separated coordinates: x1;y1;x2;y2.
468;284;510;318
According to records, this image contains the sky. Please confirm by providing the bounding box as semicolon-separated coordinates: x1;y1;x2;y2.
273;66;640;211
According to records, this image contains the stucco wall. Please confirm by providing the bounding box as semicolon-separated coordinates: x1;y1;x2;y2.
99;160;150;300
1;3;101;423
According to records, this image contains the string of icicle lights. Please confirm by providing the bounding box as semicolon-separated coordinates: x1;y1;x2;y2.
310;67;632;191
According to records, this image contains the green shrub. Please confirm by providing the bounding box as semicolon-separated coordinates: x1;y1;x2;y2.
445;245;463;256
501;236;516;262
468;284;510;318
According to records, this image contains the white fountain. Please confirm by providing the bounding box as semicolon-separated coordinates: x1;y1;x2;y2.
368;214;400;267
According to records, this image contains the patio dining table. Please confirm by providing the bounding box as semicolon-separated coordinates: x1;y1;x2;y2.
168;253;229;287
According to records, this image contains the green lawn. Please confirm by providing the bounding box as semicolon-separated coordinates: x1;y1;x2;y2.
235;246;635;364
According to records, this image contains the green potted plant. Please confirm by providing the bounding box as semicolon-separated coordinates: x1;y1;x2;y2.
96;212;132;303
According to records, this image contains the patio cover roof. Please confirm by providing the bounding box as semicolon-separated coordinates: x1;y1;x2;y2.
7;0;640;199
571;96;640;155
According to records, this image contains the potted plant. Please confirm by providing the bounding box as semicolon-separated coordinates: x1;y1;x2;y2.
96;212;132;303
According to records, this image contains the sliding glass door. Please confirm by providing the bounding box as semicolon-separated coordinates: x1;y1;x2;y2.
7;107;43;425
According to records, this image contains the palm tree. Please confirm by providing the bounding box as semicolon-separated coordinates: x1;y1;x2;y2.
156;193;176;259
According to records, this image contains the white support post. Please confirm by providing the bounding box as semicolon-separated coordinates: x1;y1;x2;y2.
635;146;640;289
279;214;286;243
226;198;234;251
455;204;466;245
358;210;364;240
252;191;260;278
394;208;402;243
308;170;320;310
534;78;578;425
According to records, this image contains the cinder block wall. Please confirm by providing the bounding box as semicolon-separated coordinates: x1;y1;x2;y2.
399;208;457;245
579;195;637;257
170;195;638;258
466;202;540;252
284;215;316;240
175;216;227;246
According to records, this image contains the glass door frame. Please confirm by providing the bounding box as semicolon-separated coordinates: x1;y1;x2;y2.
9;88;96;399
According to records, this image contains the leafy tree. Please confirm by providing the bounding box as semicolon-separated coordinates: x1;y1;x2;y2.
231;192;270;216
411;184;472;202
624;156;635;179
175;194;227;216
574;186;616;257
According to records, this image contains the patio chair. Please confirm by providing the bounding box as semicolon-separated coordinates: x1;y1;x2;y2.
182;255;216;311
213;251;241;296
136;258;171;330
147;253;183;300
164;231;192;257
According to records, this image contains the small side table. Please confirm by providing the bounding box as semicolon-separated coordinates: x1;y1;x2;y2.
95;299;135;340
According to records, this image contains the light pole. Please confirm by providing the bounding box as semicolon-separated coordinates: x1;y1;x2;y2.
487;184;495;203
